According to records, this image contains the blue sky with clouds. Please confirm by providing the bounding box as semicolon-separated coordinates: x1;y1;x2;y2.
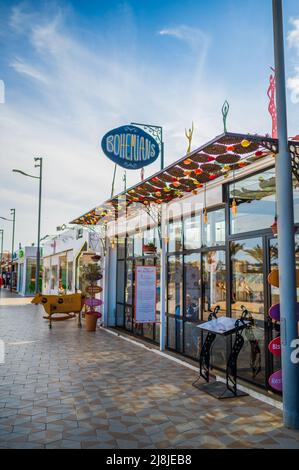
0;0;299;250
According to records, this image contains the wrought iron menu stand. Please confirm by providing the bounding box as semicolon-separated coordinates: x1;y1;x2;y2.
193;307;251;399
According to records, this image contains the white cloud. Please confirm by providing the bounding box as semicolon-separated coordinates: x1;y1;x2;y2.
287;18;299;103
159;25;209;73
10;58;49;84
0;7;272;250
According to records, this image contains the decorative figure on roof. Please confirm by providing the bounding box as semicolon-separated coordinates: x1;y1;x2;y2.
185;122;194;154
267;67;277;138
222;100;229;133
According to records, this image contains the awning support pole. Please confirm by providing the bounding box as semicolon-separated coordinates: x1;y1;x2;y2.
160;204;166;351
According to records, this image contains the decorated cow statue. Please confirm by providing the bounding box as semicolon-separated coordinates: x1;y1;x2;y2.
31;293;85;329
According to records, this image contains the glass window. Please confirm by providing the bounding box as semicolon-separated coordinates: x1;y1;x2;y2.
143;228;157;255
168;219;183;252
184;214;201;250
116;303;124;327
117;237;126;259
44;267;50;290
125;260;133;305
143;323;154;340
117;260;125;303
230;169;299;233
231;238;264;318
184;253;201;322
25;258;36;295
202;209;225;247
184;323;201;359
167;255;183;317
59;256;67;292
127;234;134;258
51;265;58;290
67;261;73;291
167;316;176;349
230;169;276;234
134;233;143;257
125;305;133;331
202;250;226;321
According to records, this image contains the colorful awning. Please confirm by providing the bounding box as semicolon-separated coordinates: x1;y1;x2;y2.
70;132;299;226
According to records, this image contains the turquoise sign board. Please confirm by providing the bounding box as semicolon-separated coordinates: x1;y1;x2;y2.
101;125;160;170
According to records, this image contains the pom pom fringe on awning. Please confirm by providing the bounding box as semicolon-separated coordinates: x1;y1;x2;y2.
70;132;299;226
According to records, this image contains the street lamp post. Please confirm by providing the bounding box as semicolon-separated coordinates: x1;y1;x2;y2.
10;209;15;292
272;0;299;429
12;157;43;294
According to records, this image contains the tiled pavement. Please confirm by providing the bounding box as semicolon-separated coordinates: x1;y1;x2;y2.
0;290;299;449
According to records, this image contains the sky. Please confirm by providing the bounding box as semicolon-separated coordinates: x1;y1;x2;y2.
1;0;299;250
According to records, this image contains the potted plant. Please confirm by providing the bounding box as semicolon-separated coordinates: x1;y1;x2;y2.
80;262;102;331
143;242;156;254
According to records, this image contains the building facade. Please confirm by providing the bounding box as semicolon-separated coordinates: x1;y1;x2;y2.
71;132;299;392
42;227;102;295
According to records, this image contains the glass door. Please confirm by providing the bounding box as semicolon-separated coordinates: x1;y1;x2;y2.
202;250;227;369
230;237;265;386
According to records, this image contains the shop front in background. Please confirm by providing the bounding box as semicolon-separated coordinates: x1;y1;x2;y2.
114;165;299;390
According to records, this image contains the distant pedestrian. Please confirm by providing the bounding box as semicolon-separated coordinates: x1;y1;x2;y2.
0;275;3;289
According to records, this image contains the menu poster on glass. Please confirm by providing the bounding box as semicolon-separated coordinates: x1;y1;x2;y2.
135;266;157;323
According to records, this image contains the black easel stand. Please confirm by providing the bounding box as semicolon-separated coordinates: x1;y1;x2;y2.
193;308;250;399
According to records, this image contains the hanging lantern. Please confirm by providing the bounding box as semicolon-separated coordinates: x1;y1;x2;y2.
203;208;208;224
172;181;181;188
227;145;235;151
203;184;208;224
241;139;251;148
194;168;202;175
183;158;192;165
184;170;192;177
231;199;238;217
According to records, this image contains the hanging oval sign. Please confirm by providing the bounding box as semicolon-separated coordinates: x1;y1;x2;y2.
85;298;102;307
101;125;160;170
268;303;299;322
268;336;281;357
268;369;282;392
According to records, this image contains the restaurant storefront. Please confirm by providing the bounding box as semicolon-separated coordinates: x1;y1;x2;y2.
70;132;299;392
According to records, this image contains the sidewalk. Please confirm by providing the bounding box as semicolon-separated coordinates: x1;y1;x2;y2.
0;291;299;449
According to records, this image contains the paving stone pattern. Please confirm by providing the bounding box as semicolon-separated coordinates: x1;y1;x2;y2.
0;290;299;449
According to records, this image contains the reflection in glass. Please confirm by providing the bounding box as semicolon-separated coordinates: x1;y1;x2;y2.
117;260;125;303
125;305;133;331
230;169;299;233
117;237;126;259
202;251;226;320
116;303;124;327
184;253;201;322
134;233;143;257
231;238;265;385
231;238;264;318
167;316;176;349
125;260;133;305
202;209;225;247
127;234;134;258
184;322;201;359
184;215;201;250
168;219;183;252
167;256;183;317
